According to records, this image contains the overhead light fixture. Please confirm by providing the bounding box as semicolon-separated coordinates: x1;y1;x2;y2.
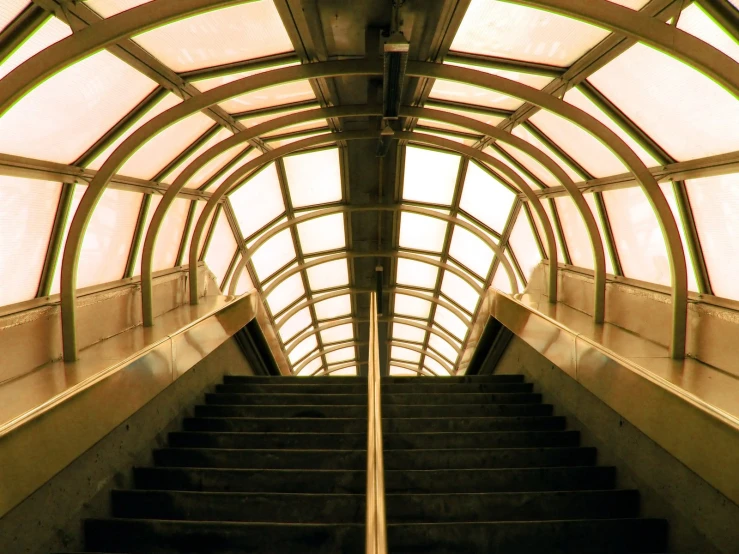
382;30;409;120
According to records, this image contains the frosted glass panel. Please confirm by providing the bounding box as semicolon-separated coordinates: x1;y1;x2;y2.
449;226;494;278
428;334;458;364
150;197;189;271
314;294;351;320
528;111;627;178
687;174;739;299
459;162;516;231
394;294;432;319
530;200;564;263
450;1;613;66
390;366;419;376
204;211;237;286
118;113;215;180
284;149;343;208
434;305;468;341
51;186;85;295
329;366;357;376
232;263;255;295
131;2;293;72
86;1;151;17
424;356;449;376
78;189;142;289
511;125;584;184
677;4;739;64
588;43;739;160
289;335;317;364
229;163;285;239
185;142;251;190
267;272;305;315
396;257;439;290
554;196;593;269
583;194;615;275
440;271;479;313
399;212;447;253
279;307;312;342
297;213;345;254
0;50;156;164
321;323;354;345
485;147;542;191
132;194;161;277
659;183;699;293
306;259;349;291
391;346;421;363
603;186;669;286
509;211;543;282
505;249;525;291
393;323;425;343
163;128;232;184
564;87;658;168
0;177;60;306
0;16;71;81
492;265;514;294
251;228;295;280
326;346;355;364
296;357;322;376
402;146;459;206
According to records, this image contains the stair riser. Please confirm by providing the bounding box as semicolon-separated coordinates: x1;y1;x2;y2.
384;404;553;417
215;383;534;394
153;448;365;470
194;404;553;418
204;392;542;406
194;405;367;418
183;416;567;434
384;431;580;450
384;447;597;470
222;375;525;384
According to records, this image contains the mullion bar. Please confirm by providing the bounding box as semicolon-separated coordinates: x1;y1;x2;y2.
0;4;48;64
198;146;255;192
36;182;75;297
548;197;572;266
522;201;547;261
523;122;593;181
444;53;566;78
488;143;549;190
153;124;221;183
123;193;152;279
199;204;222;262
593;191;623;277
672;180;713;294
176;200;199;267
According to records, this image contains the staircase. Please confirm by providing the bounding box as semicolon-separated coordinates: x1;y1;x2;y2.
79;374;668;553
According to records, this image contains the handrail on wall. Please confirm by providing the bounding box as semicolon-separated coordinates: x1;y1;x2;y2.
366;291;387;553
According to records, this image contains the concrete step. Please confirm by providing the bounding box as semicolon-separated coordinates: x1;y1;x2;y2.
167;430;579;450
194;402;554;418
214;382;534;394
110;489;639;524
223;375;366;384
222;374;525;384
384;446;597;470
204;393;368;406
134;465;617;494
153;448;365;470
183;415;567;434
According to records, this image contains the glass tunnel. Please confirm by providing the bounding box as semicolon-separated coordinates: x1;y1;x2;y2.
1;0;739;382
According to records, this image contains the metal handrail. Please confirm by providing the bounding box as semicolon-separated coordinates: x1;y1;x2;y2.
366;292;388;553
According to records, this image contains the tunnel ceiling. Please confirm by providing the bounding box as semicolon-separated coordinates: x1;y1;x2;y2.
1;0;739;376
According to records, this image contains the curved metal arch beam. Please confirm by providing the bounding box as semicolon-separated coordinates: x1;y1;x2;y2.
389;341;455;376
252;251;483;299
294;339;363;375
0;0;248;114
192;130;545;317
383;361;429;377
321;362;367;376
392;287;472;333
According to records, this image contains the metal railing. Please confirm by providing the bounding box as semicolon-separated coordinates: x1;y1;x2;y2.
366;291;388;553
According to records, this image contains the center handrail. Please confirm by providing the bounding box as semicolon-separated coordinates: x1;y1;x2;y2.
366;291;387;553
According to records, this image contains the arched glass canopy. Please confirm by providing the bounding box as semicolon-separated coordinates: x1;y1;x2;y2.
1;0;739;376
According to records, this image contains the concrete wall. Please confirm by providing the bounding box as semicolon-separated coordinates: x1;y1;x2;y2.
0;337;253;554
495;335;739;554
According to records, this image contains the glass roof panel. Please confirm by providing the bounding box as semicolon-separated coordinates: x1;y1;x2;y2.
424;356;449;376
78;189;142;289
394;293;432;319
392;323;426;344
528;111;627;179
163;128;232;184
251;228;295;281
402;146;460;206
266;271;304;315
554;196;593;270
306;258;349;291
50;186;85;295
659;183;699;293
508;210;543;282
687;173;739;299
564;87;659;168
603;186;670;286
0;50;157;164
283;148;343;208
0;16;71;81
448;225;495;278
485;147;541;190
297;213;345;255
449;0;613;66
152;197;190;272
184;142;252;190
459;162;516;231
396;257;440;290
582;194;615;275
314;294;351;320
428;105;505;129
321;323;354;345
328;366;358;376
0;1;30;33
232;263;255;295
391;346;422;363
588;42;739;161
505;248;526;291
492;265;513;294
182;201;213;261
296;356;322;376
428;334;458;364
431;62;552;111
127;1;293;72
203;210;237;285
677;4;739;64
228;163;284;239
288;335;318;365
326;346;355;364
440;270;479;313
279;307;312;343
131;194;160;277
433;305;469;341
390;366;419;376
512;125;584;183
119;113;216;180
0;177;60;307
530;199;564;262
398;212;447;253
266;130;328;150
